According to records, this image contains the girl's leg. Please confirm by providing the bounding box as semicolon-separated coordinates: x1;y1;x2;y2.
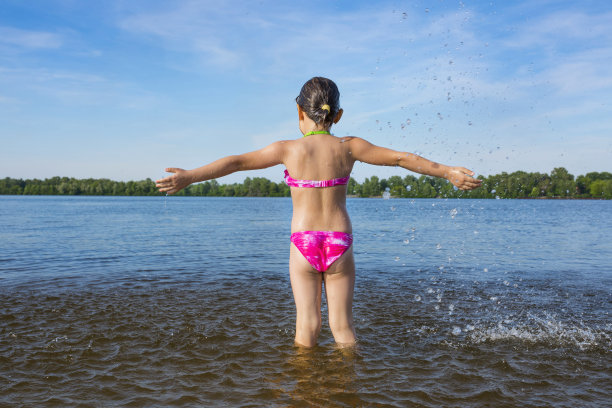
289;243;323;347
324;247;356;346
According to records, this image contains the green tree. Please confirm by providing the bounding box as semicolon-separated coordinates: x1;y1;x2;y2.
550;167;575;197
590;180;612;198
361;176;381;197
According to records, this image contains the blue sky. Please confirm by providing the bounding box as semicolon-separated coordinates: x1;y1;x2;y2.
1;0;611;183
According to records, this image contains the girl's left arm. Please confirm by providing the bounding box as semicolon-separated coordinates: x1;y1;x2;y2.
348;137;481;190
156;141;287;194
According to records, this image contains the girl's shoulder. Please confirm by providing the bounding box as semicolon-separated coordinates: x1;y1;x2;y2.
339;136;371;147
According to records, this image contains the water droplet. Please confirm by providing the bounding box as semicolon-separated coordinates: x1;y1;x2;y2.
465;324;475;331
436;243;442;250
483;268;488;272
414;295;422;302
449;208;458;218
452;326;461;335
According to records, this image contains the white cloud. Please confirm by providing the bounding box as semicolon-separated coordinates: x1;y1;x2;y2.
0;94;19;104
0;65;161;109
249;119;295;148
118;1;245;68
544;50;612;95
0;26;63;49
504;10;612;48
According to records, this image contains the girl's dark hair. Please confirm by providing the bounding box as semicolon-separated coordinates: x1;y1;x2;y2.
296;77;340;126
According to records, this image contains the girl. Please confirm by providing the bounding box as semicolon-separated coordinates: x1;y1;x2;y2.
156;77;481;347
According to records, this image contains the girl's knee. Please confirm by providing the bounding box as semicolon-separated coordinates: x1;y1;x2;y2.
295;313;321;345
298;314;321;334
329;319;355;342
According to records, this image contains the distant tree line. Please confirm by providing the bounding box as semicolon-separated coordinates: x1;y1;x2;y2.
1;168;611;198
0;176;290;197
350;168;612;199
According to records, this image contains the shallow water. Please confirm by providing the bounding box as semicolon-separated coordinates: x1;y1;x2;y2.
1;196;611;407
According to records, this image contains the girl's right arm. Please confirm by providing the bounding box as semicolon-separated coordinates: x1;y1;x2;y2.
156;141;288;194
348;137;481;190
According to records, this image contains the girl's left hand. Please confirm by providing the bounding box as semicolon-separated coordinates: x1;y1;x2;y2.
447;167;482;190
156;168;192;194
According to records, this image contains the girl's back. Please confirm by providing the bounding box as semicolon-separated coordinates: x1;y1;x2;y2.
284;133;354;233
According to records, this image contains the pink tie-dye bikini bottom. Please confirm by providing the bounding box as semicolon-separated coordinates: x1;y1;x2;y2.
290;231;353;272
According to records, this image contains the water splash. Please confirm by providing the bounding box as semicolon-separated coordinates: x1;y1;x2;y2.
466;314;609;351
382;187;391;200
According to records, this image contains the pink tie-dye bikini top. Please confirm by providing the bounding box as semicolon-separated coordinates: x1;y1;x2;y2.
284;170;349;188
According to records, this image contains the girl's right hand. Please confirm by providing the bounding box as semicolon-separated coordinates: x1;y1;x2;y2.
447;167;482;190
155;168;192;194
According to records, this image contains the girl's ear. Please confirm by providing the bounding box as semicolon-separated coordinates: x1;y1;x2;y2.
297;104;305;120
333;108;343;124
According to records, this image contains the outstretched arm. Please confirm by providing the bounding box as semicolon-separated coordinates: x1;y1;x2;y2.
156;141;287;194
348;137;481;190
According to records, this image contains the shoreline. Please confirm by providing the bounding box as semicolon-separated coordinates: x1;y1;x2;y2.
1;194;608;200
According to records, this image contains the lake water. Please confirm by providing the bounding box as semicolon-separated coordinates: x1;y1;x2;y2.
1;196;610;407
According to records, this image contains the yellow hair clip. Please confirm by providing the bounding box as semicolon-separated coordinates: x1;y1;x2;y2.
321;104;331;113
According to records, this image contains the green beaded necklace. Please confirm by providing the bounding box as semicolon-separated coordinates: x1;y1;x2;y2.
303;130;331;137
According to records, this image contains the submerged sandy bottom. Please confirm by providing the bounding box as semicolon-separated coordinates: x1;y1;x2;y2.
2;270;609;407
